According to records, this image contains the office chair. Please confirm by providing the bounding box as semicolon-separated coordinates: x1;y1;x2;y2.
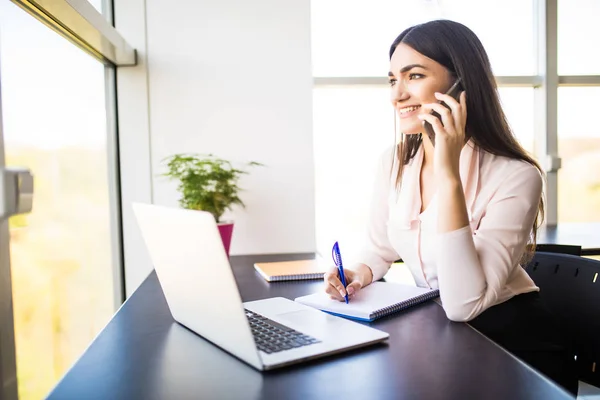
525;252;600;387
534;243;582;256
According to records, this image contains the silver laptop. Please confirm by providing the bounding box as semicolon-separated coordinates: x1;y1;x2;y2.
132;203;389;371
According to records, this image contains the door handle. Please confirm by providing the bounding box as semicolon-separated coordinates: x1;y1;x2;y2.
0;167;34;220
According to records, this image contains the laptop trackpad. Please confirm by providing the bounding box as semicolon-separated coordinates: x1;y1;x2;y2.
276;309;345;333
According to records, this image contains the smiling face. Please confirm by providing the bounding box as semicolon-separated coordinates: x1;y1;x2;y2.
389;43;454;135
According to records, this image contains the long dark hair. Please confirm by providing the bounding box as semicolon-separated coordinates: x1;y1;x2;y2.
389;19;544;262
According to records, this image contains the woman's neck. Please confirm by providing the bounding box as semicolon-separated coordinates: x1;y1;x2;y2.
421;134;435;167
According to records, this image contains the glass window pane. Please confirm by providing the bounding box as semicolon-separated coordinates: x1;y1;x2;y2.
498;87;535;156
558;0;600;75
557;87;600;222
313;86;535;258
311;0;534;77
0;2;115;399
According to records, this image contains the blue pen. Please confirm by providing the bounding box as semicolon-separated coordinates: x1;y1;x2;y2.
332;241;349;304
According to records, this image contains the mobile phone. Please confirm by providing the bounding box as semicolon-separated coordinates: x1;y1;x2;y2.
423;77;463;146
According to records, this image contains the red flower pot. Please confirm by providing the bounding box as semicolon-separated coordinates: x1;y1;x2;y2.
217;222;234;256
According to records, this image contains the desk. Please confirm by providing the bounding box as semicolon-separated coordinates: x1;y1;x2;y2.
538;223;600;256
48;254;571;400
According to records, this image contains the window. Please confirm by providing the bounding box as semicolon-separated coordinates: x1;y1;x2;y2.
498;87;535;155
558;0;600;75
0;1;115;398
557;87;600;222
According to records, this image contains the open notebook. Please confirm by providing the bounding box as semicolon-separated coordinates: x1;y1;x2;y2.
294;282;440;322
253;258;330;282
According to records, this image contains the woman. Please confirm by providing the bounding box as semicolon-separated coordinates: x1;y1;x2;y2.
324;20;577;395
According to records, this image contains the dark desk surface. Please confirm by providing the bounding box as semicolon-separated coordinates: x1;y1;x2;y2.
538;223;600;255
48;254;572;400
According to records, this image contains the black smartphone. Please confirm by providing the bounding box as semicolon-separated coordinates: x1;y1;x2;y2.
423;77;463;146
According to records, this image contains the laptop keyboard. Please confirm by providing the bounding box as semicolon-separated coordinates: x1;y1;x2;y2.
244;309;321;354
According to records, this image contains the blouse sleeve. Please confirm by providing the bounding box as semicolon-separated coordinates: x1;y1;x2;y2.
436;163;543;322
354;148;400;282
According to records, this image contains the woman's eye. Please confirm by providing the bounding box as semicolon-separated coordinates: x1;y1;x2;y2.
409;73;424;80
388;79;397;87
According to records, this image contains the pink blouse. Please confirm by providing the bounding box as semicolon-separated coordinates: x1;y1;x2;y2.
356;140;543;322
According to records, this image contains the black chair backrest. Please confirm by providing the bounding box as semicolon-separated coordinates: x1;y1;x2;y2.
534;244;582;256
525;252;600;386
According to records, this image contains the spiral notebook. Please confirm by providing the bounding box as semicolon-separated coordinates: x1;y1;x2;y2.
253;258;329;282
294;282;439;322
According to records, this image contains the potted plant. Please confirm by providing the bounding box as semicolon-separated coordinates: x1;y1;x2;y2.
162;153;262;255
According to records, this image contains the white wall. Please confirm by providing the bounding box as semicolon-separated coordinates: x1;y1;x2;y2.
116;0;316;295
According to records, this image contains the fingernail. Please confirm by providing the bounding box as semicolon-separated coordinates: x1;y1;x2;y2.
339;289;346;297
417;115;424;119
434;92;441;97
347;287;355;296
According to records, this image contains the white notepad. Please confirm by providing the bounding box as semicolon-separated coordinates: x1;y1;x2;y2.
294;282;439;322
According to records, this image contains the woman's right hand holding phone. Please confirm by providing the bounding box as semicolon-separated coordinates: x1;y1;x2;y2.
324;263;373;301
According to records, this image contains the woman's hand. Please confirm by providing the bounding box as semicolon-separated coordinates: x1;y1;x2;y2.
323;263;373;301
419;91;467;182
420;91;471;233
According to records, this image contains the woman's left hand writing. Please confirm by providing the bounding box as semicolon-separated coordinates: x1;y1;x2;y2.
419;91;467;183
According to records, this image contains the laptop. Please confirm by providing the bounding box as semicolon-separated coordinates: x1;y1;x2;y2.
132;203;389;371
